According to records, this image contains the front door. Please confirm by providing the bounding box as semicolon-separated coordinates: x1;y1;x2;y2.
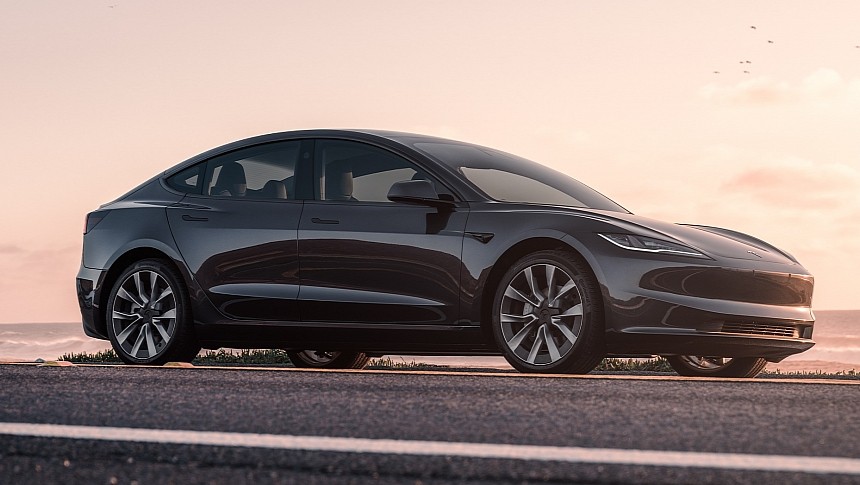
298;139;467;325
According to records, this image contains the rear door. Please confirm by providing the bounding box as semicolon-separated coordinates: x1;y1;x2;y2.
298;139;468;325
166;140;313;321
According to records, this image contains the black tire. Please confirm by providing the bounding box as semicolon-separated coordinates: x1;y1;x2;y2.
106;259;200;365
492;249;605;374
666;355;768;378
287;350;370;369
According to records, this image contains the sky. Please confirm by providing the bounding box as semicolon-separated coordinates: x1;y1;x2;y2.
1;0;859;323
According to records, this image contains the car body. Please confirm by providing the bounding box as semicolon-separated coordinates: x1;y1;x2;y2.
77;129;815;376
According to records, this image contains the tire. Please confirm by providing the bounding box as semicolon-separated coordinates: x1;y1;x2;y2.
492;249;605;374
287;350;370;369
106;259;201;365
666;355;768;378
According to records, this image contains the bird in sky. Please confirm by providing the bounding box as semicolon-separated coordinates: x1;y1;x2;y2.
751;25;757;29
768;40;774;44
744;70;750;74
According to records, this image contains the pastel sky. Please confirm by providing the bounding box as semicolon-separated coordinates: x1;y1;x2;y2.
2;1;859;323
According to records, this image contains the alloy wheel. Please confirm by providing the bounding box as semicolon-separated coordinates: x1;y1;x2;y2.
679;355;730;371
499;263;585;366
667;354;768;378
111;270;177;360
298;350;340;365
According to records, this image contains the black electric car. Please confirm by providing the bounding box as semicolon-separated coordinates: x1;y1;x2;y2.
77;130;815;377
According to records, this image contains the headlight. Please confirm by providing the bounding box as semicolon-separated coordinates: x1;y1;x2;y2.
598;233;707;258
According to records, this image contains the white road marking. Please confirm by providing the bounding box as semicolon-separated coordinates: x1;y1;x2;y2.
1;422;859;475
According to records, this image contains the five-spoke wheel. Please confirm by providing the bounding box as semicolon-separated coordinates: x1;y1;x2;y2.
666;355;768;378
107;259;200;365
493;250;604;374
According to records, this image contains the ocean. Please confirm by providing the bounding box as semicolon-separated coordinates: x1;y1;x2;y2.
1;310;857;366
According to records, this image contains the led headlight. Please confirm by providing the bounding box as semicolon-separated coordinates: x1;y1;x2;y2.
598;233;707;257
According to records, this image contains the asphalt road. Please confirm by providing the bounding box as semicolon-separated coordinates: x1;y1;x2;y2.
1;364;858;484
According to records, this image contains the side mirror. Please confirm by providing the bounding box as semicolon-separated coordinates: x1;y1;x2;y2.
387;180;454;208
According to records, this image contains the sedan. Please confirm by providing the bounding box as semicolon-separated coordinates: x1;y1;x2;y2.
76;130;815;377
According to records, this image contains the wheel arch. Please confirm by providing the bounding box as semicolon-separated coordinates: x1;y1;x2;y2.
477;235;605;344
95;244;190;338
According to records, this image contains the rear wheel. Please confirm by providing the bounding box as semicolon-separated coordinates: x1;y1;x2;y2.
666;355;767;378
106;259;200;365
492;250;605;374
287;350;369;369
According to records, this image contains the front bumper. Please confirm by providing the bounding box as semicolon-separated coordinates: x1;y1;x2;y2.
76;265;108;340
596;255;815;362
607;328;814;362
604;303;815;362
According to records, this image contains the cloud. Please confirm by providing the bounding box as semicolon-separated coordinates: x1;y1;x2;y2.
0;245;24;254
700;68;860;106
722;158;860;208
701;77;794;104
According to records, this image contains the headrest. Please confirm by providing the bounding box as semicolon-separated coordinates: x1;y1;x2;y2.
261;180;287;199
220;162;246;185
215;162;247;196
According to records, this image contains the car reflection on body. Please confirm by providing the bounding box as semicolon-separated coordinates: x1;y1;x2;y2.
76;130;814;377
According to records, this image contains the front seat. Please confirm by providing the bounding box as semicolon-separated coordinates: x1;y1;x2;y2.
210;162;247;196
325;160;354;201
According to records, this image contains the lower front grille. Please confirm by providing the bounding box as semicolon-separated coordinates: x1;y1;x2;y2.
720;322;798;338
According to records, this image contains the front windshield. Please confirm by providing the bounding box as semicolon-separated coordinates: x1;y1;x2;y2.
410;141;628;213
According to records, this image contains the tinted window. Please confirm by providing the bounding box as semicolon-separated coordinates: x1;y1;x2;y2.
203;141;305;200
315;140;437;203
166;165;202;194
411;142;627;212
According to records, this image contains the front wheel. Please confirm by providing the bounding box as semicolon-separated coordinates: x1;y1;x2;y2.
106;259;200;365
492;250;605;374
666;355;767;378
287;350;369;369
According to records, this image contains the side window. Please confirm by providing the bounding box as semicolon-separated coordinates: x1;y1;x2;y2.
166;165;202;194
315;140;437;203
202;141;305;200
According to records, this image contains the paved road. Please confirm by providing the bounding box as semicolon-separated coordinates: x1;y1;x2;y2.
0;364;858;484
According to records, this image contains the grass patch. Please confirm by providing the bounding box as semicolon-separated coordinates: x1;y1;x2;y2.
59;349;122;363
594;358;674;373
366;356;452;371
59;349;294;366
194;349;293;366
56;350;859;379
57;351;674;373
760;369;859;380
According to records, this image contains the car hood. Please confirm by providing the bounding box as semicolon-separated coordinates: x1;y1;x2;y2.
585;210;797;265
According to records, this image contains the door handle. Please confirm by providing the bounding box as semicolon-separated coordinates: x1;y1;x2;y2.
182;215;209;222
311;217;339;224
